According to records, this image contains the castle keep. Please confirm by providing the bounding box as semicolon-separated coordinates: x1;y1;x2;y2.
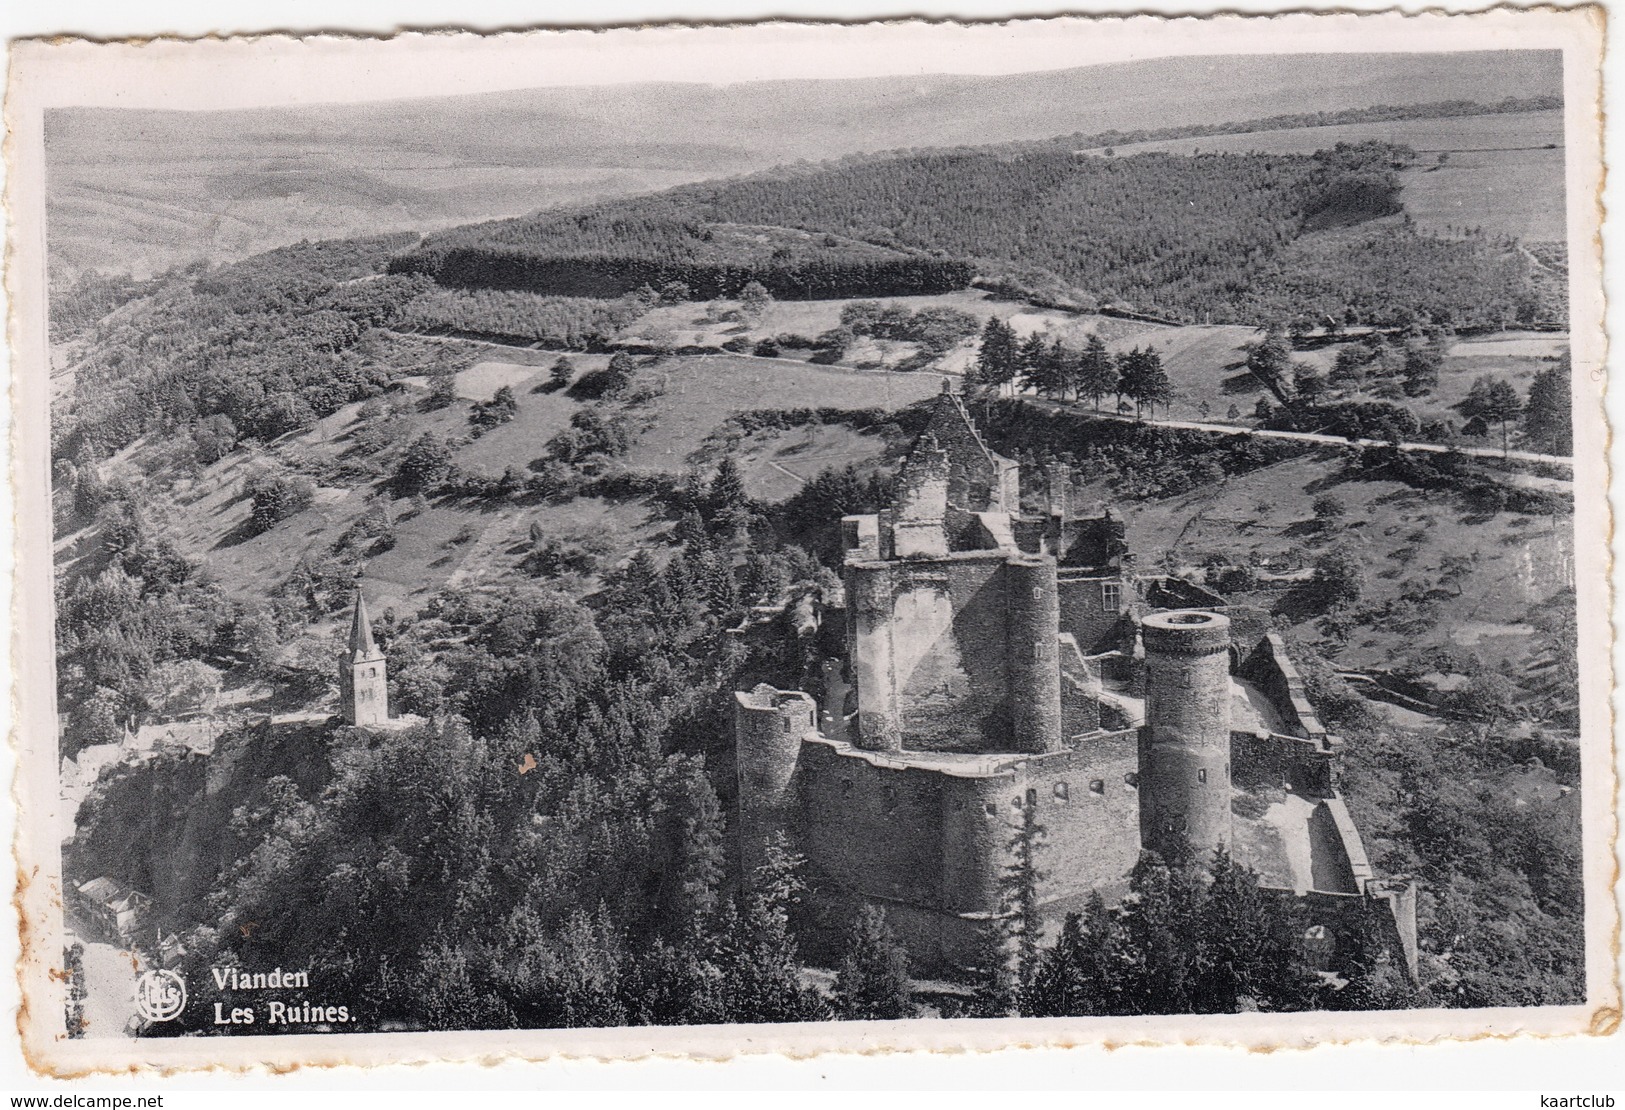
734;384;1417;980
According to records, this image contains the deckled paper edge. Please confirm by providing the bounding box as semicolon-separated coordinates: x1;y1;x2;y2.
3;8;1615;1077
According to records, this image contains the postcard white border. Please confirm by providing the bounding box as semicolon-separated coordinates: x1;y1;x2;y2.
4;7;1615;1077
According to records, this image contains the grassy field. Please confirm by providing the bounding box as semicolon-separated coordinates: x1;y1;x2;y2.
1096;110;1566;242
625;289;1569;436
1289;331;1568;433
140;345;936;618
620;354;939;475
1078;450;1572;685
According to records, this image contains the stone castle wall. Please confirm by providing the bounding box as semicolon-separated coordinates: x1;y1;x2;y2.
847;553;1062;755
1230;731;1335;796
1058;572;1131;655
1240;633;1330;743
791;730;1141;976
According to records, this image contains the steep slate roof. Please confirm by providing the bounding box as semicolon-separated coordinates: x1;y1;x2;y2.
348;587;381;662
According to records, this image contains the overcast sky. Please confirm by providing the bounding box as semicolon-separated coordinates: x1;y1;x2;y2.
9;12;1563;111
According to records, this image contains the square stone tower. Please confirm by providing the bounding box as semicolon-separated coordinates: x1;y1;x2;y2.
340;586;389;727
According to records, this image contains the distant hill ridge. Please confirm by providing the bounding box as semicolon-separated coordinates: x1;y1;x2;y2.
392;136;1549;329
45;50;1561;277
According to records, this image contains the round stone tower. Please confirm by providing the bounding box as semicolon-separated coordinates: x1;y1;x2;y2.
1005;555;1063;754
1138;610;1233;865
734;684;816;879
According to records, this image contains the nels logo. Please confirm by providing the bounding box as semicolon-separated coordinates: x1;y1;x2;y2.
134;969;186;1023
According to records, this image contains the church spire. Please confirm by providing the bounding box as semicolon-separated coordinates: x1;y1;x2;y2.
340;583;389;726
348;585;379;662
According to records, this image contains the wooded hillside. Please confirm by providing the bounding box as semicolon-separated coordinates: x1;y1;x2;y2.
392;215;974;301
392;141;1551;328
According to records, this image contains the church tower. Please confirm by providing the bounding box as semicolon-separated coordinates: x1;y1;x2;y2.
340;586;389;727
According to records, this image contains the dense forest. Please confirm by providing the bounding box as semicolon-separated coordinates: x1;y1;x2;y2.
398;287;649;348
391;215;974;301
53;235;421;461
392;140;1551;328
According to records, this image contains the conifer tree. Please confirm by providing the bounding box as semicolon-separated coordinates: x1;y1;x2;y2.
660;757;727;941
1024;910;1089;1017
1401;341;1444;397
1117;348;1157;420
701;551;739;617
974;316;1019;398
832;905;915;1020
1078;334;1117;411
1464;374;1524;456
1115;851;1198;1014
999;801;1048;993
717;834;825;1023
1039;337;1072;400
1138;346;1174;418
709;455;749;534
967;923;1018;1018
1523;361;1572;456
1189;846;1276;1013
675;509;710;554
1023;891;1131;1017
1017;332;1050;397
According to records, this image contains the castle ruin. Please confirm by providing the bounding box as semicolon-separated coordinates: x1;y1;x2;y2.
734;383;1418;982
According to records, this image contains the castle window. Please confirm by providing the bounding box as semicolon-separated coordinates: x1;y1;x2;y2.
783;716;794;734
1089;779;1104;795
883;786;898;813
1011;796;1023;810
841;780;853;798
1033;641;1045;660
1101;582;1121;612
1053;782;1069;801
1025;788;1038;807
985;802;997;816
1198;768;1208;784
1124;772;1139;788
1032;586;1043;601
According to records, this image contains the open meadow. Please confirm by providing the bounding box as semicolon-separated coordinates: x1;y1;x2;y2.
1092;110;1566;242
104;345;937;622
1078;450;1573;687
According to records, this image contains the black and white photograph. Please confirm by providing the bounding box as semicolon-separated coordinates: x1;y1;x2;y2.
6;9;1612;1074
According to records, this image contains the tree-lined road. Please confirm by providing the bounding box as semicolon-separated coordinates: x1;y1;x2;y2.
1026;396;1574;471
